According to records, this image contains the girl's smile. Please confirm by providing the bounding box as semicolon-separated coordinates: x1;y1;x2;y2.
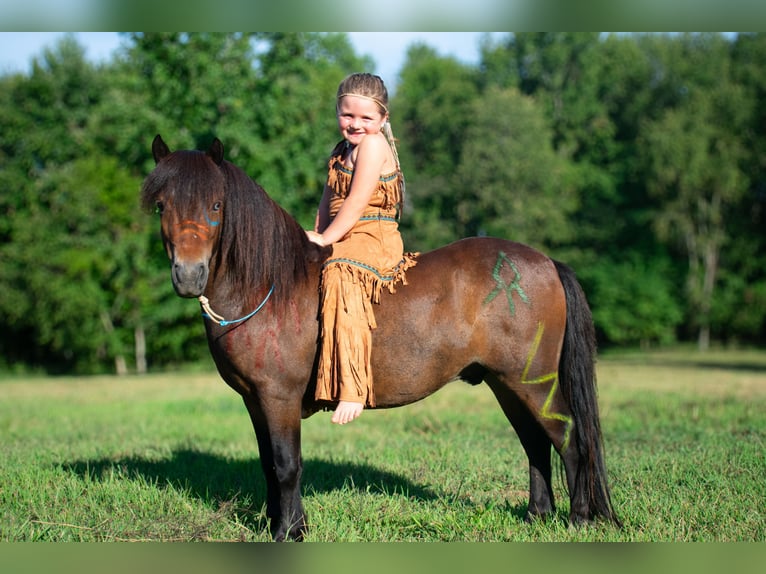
336;95;387;145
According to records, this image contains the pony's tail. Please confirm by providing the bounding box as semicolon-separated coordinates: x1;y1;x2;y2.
554;260;621;527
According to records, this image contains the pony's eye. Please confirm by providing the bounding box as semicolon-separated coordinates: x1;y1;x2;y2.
212;202;222;212
155;201;164;215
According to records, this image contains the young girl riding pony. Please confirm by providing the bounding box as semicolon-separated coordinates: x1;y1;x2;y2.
306;73;417;424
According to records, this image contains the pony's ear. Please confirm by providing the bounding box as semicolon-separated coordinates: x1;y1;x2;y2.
152;134;171;164
207;138;224;166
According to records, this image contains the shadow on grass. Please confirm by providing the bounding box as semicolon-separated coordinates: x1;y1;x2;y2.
672;359;766;373
603;351;766;373
61;449;453;534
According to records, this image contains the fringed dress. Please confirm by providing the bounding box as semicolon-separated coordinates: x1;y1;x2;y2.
315;142;418;408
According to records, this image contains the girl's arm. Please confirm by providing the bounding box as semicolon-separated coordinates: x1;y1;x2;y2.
315;183;332;233
309;135;387;246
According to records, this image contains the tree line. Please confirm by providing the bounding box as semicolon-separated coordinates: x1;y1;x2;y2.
1;32;764;375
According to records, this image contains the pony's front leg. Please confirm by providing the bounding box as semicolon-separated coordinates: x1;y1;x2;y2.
243;394;306;541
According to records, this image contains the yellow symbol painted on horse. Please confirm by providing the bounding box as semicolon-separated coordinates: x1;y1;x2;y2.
522;322;573;452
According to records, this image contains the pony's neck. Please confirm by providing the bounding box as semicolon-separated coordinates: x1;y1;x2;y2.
202;272;275;325
213;163;313;312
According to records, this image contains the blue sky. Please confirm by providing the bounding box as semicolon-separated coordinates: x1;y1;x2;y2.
0;32;504;88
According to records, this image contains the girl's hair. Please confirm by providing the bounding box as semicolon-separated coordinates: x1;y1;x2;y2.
336;73;406;212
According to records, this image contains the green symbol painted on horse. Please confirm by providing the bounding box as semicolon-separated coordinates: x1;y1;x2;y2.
483;251;530;316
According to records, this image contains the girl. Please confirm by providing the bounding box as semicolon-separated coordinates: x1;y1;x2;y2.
306;73;417;424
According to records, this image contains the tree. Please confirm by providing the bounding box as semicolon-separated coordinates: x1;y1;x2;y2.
4;155;152;373
640;37;751;349
586;253;683;347
0;35;115;371
247;32;370;227
725;33;766;343
453;86;576;249
491;33;606;157
0;34;217;373
3;32;766;374
480;34;635;253
394;44;479;249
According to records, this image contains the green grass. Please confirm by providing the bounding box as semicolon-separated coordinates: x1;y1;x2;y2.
1;349;764;541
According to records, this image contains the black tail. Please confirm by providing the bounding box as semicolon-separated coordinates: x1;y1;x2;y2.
554;260;621;526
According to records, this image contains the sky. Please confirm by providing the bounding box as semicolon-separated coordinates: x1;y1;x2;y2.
0;32;504;89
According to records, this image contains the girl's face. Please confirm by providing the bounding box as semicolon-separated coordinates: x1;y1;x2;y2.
336;95;387;146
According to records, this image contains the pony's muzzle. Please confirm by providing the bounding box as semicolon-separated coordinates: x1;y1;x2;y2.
171;261;208;297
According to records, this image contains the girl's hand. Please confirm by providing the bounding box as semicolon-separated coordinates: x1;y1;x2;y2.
305;230;326;247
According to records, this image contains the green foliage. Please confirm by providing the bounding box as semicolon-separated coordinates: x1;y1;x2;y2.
394;45;479;250
396;44;479;177
582;253;684;347
453;86;576;248
1;32;765;374
0;38;125;372
246;32;367;227
639;36;752;348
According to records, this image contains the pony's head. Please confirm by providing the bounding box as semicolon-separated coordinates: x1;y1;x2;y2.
141;135;225;298
141;135;314;308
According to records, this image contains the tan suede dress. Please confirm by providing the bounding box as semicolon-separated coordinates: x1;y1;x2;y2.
315;142;418;408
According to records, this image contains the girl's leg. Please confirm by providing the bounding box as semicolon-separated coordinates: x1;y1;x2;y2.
315;264;375;423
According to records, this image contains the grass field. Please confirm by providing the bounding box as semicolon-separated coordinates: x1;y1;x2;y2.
1;348;764;542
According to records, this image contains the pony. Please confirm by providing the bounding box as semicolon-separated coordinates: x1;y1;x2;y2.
140;135;620;541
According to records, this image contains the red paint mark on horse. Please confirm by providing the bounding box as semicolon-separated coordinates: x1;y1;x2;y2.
251;328;285;374
289;299;303;335
175;219;212;240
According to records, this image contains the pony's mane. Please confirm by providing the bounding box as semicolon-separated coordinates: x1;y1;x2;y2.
141;150;312;308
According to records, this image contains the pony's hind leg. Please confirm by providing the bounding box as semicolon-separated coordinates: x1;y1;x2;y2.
560;440;589;525
487;379;556;521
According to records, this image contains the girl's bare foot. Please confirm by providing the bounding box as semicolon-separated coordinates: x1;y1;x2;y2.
331;400;363;424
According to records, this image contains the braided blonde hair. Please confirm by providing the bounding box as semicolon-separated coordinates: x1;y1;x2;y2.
337;73;406;211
